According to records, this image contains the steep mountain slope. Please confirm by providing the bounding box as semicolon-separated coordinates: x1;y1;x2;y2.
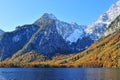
4;30;120;68
0;25;39;60
34;13;86;43
3;15;120;68
14;19;71;57
34;13;93;52
14;14;93;57
3;31;120;68
61;15;120;68
104;15;120;36
85;0;120;40
72;32;120;68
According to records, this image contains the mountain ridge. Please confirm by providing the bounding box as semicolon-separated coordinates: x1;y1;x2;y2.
0;13;93;60
85;0;120;40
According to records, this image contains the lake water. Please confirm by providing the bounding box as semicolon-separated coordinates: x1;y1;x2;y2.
0;68;119;80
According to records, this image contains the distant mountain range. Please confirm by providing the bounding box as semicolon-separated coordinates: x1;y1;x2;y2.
0;13;94;60
0;0;120;65
2;14;120;68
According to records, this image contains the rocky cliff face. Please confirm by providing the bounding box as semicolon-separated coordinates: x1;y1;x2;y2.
15;19;71;57
0;25;39;60
104;15;120;36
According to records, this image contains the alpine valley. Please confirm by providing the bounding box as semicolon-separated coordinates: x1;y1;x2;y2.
0;0;120;68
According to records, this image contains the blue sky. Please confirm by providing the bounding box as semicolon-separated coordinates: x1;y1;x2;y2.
0;0;117;31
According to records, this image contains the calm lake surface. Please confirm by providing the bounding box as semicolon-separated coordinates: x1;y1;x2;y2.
0;68;119;80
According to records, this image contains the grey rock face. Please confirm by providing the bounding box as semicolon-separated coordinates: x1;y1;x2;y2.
104;15;120;36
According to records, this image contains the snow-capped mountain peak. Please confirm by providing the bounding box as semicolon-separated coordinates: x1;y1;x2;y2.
85;0;120;39
34;13;86;43
41;13;57;20
34;13;57;26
